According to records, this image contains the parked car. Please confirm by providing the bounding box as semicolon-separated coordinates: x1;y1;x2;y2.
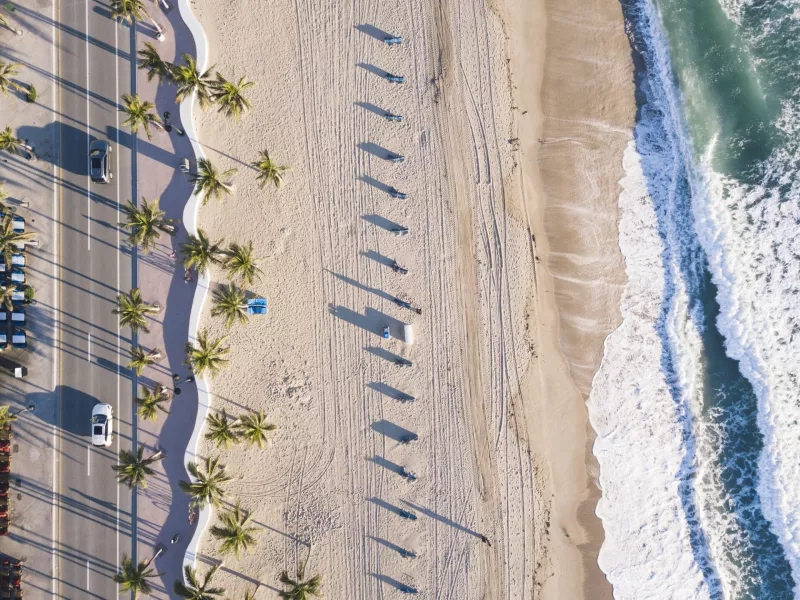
89;140;112;183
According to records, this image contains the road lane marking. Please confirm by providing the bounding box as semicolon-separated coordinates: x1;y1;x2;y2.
51;0;60;593
86;559;90;591
87;446;90;476
87;332;91;362
115;15;121;566
85;0;91;250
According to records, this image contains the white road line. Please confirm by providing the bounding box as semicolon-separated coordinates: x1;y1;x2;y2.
87;332;91;362
50;0;60;592
114;17;121;565
85;0;91;250
85;559;90;591
87;446;90;476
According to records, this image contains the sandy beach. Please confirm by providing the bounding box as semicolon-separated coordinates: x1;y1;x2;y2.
185;0;635;597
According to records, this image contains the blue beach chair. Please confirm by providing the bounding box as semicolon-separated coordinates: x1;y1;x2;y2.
246;297;268;315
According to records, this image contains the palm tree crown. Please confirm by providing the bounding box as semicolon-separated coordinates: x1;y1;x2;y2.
127;345;163;375
114;554;162;598
179;456;231;510
252;150;292;189
211;284;248;328
114;287;160;332
119;197;176;253
110;0;164;39
278;563;323;600
211;73;254;120
181;229;224;273
137;42;172;82
224;241;263;286
237;410;276;449
136;385;171;422
210;502;261;558
0;405;17;429
171;53;215;109
189;158;236;205
205;410;240;449
0;215;36;266
113;446;165;489
0;62;24;96
184;329;230;378
174;564;225;600
0;126;35;160
120;93;164;140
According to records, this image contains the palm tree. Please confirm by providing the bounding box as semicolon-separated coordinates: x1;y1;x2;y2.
211;73;254;120
237;410;276;449
0;182;12;214
171;53;215;109
223;242;263;286
137;41;172;82
184;329;230;378
210;502;260;558
0;126;35;160
0;11;22;36
110;0;165;41
178;456;231;510
114;554;162;598
252;150;291;189
127;345;163;375
211;284;248;328
113;446;165;489
174;564;224;600
0;286;15;311
119;197;177;253
0;215;36;265
181;229;223;273
205;410;239;449
120;93;165;140
189;158;236;205
0;62;24;96
0;405;17;429
278;562;322;600
136;385;170;421
114;287;161;332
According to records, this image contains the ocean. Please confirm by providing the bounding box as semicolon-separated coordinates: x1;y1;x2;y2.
588;0;800;598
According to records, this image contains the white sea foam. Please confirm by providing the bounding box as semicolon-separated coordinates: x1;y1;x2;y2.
593;0;800;596
589;140;713;600
691;124;800;595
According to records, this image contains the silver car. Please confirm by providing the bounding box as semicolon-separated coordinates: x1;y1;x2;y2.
89;140;112;183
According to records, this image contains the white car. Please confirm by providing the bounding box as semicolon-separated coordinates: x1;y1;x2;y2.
91;404;113;447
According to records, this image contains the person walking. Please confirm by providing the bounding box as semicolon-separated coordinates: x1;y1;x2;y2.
479;534;492;548
171;534;180;544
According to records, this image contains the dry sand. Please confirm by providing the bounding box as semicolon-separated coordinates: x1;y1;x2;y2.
187;0;635;598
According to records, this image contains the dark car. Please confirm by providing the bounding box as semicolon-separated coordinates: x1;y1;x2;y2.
89;140;112;183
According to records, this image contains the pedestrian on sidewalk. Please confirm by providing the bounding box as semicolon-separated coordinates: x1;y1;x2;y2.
172;374;180;383
174;387;182;396
185;375;195;384
169;250;176;259
171;534;180;544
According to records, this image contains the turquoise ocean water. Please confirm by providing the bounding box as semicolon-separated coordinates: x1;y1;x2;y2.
588;0;800;598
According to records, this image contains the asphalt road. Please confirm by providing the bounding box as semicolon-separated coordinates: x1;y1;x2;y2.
56;0;135;597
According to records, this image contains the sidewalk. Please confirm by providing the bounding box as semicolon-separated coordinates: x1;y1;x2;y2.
0;1;61;598
129;4;201;597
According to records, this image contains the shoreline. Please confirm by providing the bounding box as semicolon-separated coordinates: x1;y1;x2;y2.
505;0;635;597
